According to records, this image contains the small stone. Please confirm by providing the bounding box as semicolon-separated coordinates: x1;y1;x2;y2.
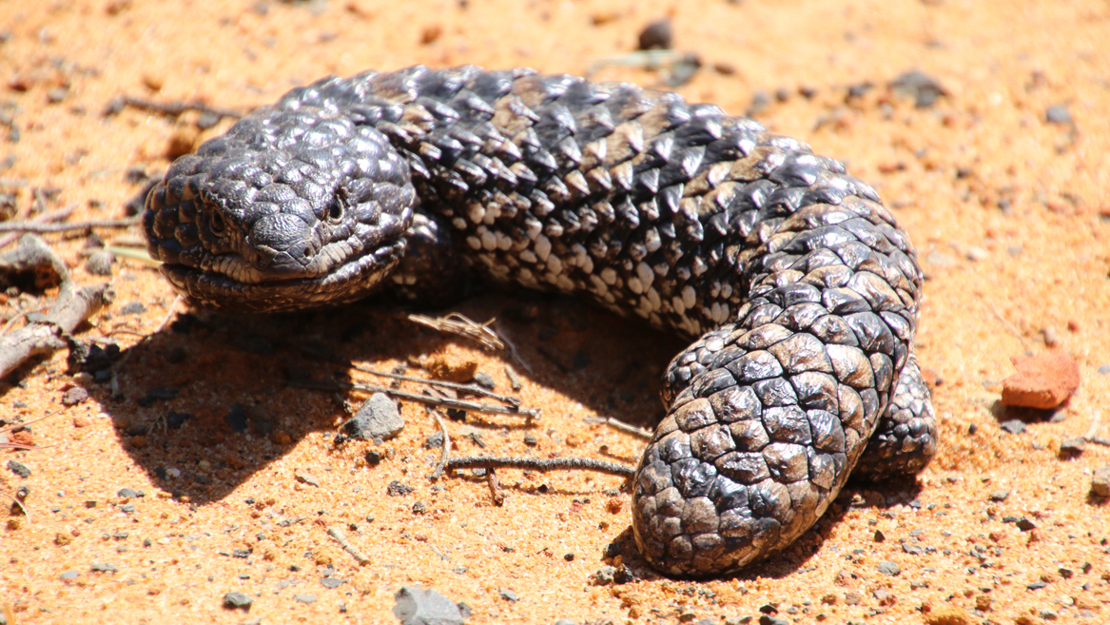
294;470;320;487
62;387;89;406
844;591;862;605
523;432;538;447
60;570;79;580
889;70;947;108
1059;438;1086;456
119;301;146;316
223;591;253;610
319;577;346;589
412;501;427;515
498;588;519;602
1091;467;1110;498
1001;352;1080;409
759;617;788;625
424;431;445;450
7;460;30;478
988;489;1010;502
965;246;988;262
1000;419;1026;435
637;18;673;50
84;249;114;275
1037;608;1058;620
1045;104;1072;125
342;393;404;441
90;562;119;572
393;586;466;625
116;488;139;498
876;560;900;576
1040;326;1059;347
472;371;496;390
387;481;414;497
293;593;317;604
1016;517;1037;531
225;403;248;433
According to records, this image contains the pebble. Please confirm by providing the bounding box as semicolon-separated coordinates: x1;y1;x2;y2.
387;480;414;497
424;431;445;449
294;469;320;487
1059;438;1086;456
1044;104;1072;125
1091;467;1110;498
90;562;119;572
116;488;140;498
876;560;900;576
7;460;30;478
999;419;1026;435
889;70;947;108
223;591;253;609
225;403;248;433
988;489;1010;502
393;586;466;625
61;387;89;406
119;301;146;315
342;393;404;441
293;593;317;604
472;371;496;390
1001;352;1080;409
760;617;788;625
523;432;538;446
84;249;113;275
498;588;519;602
319;577;346;589
637;18;673;50
59;570;79;580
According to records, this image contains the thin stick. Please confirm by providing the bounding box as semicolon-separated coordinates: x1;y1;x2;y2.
486;468;505;506
107;96;242;121
327;525;371;566
408;312;505;351
350;363;521;406
0;215;141;233
0;205;77;250
587;416;654;440
446;455;635;478
293;379;540;419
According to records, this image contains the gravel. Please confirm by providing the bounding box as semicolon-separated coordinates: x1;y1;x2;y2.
343;392;404;441
393;586;467;625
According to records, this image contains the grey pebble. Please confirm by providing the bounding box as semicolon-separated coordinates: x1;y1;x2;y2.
84;249;113;275
387;480;414;497
1038;608;1058;620
424;431;445;449
472;371;496;390
1045;104;1072;125
989;489;1010;502
876;560;900;576
1016;517;1037;531
294;469;320;487
90;562;119;572
393;586;467;625
119;301;146;315
7;460;30;478
225;403;248;433
553;620;576;625
319;577;347;589
293;593;317;604
498;588;519;602
523;432;538;447
637;18;673;51
62;386;89;406
223;591;253;609
343;393;404;441
60;570;79;580
1098;364;1110;375
1091;467;1110;498
1059;438;1086;455
1000;419;1026;435
889;70;947;108
759;616;788;625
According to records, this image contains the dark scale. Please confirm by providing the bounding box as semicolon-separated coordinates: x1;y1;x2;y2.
143;66;936;577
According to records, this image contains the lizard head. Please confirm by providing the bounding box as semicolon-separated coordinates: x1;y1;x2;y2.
143;107;415;313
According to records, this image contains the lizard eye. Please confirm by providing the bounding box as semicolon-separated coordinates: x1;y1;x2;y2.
327;201;345;224
209;211;227;236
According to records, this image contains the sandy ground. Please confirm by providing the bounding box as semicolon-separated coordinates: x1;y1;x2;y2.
1;1;1108;623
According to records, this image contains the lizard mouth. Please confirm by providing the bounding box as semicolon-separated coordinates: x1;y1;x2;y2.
157;238;406;313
